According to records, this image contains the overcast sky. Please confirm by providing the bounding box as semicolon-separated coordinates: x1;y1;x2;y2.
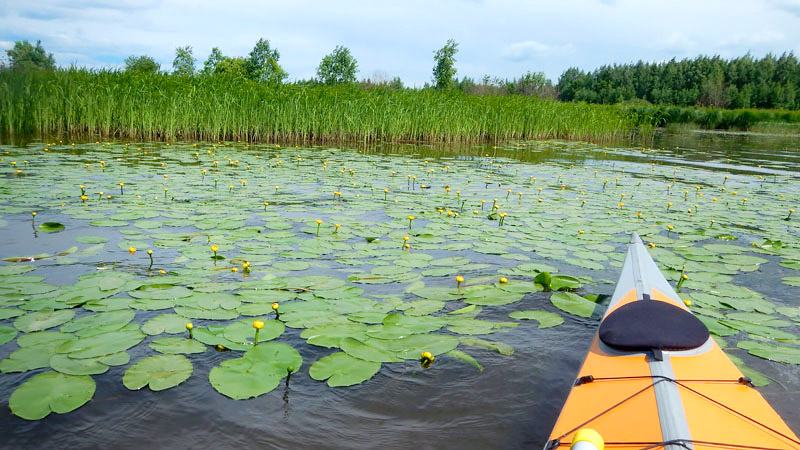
1;0;799;87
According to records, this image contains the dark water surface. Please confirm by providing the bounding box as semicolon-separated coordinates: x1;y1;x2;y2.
0;132;798;449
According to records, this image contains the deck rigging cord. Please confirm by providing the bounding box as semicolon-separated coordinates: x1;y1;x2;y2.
545;373;800;450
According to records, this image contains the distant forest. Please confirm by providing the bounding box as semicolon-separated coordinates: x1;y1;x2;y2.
554;53;800;110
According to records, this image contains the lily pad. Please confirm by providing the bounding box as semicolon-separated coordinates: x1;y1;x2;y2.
142;313;191;335
37;222;65;233
309;352;382;387
0;326;18;345
14;309;76;333
550;292;596;318
9;371;95;420
56;330;145;359
224;318;284;345
340;337;402;362
509;310;564;328
209;342;301;399
150;337;207;354
123;354;193;391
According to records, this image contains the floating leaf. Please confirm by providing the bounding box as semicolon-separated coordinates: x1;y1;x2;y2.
309;352;382;387
123;354;193;391
737;341;800;364
340;337;402;362
56;330;145;359
14;309;75;332
9;371;95;420
49;353;111;375
447;318;498;335
550;292;596;318
150;337;206;354
509;310;564;328
445;350;483;371
0;326;18;345
550;275;583;291
459;337;514;356
141;314;191;335
37;222;65;233
224;318;284;345
209;343;301;399
301;322;367;348
384;333;460;359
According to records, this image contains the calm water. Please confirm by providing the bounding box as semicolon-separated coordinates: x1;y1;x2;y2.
0;131;798;449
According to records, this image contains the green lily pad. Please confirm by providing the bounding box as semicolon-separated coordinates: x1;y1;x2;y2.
209;342;301;399
445;350;483;371
49;353;112;375
192;325;249;351
301;322;368;348
0;326;18;345
309;352;382;387
224;318;284;345
123;354;193;391
550;292;596;318
550;275;583;291
56;330;145;359
737;341;800;364
782;276;800;287
75;235;109;244
142;314;192;335
447;318;498;335
340;337;402;362
37;222;65;233
150;337;206;354
384;333;460;359
61;310;135;333
509;310;564;328
14;309;76;332
459;337;514;355
9;371;96;420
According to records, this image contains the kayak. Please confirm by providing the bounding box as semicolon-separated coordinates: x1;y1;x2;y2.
544;233;800;450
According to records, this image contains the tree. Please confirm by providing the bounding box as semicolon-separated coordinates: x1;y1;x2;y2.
172;45;195;77
316;45;358;84
215;57;249;78
202;47;224;76
246;38;287;85
432;39;459;89
5;40;55;70
124;55;160;74
515;71;553;97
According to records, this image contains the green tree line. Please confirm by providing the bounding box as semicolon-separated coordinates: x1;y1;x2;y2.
557;53;800;110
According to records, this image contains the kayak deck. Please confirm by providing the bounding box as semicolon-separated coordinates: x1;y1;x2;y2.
545;233;800;450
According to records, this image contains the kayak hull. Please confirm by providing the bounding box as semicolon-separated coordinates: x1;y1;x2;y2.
545;233;800;450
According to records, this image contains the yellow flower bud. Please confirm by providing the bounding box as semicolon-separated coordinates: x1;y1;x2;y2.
253;320;265;329
128;246;136;253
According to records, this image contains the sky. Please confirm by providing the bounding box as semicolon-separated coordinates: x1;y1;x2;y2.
1;0;799;87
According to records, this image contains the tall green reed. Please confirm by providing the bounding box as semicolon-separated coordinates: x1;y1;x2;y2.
0;69;647;143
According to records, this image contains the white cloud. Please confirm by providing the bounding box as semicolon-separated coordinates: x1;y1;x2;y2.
0;0;798;84
503;41;576;63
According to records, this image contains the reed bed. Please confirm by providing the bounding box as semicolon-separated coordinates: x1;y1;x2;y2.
626;104;800;130
0;69;647;143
